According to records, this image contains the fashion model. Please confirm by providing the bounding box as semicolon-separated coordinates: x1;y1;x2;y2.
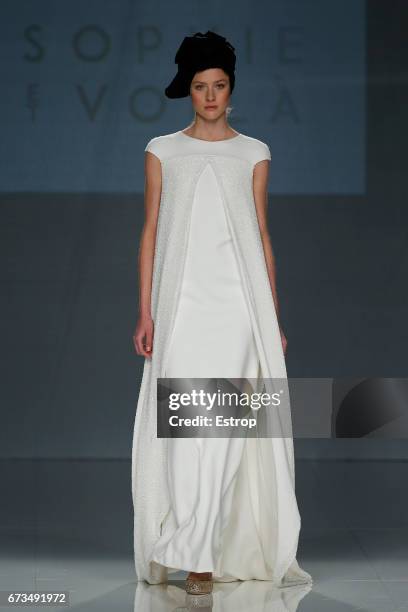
131;31;313;596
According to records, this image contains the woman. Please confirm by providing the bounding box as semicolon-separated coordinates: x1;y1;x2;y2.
131;31;313;596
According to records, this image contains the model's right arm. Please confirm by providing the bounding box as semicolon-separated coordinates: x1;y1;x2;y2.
133;151;162;358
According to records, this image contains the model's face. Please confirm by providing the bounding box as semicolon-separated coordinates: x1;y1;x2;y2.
190;68;231;119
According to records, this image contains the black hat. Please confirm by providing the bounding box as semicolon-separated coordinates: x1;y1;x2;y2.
165;30;236;99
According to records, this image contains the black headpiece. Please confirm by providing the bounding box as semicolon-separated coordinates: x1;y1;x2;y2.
165;30;236;99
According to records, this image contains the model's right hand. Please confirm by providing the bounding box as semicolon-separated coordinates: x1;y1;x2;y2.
133;314;154;358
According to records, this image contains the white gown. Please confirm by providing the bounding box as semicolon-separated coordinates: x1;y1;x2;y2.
133;129;312;587
149;154;276;580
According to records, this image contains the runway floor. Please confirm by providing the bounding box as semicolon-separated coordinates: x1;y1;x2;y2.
1;457;407;611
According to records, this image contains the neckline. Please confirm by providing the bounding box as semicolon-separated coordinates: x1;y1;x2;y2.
179;129;241;143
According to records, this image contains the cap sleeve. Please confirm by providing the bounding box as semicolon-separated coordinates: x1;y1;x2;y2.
144;136;163;162
253;141;272;167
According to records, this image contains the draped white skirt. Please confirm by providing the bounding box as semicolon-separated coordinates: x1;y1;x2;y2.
148;163;279;580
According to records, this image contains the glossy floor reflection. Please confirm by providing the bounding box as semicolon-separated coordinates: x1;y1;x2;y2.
1;458;407;610
135;579;313;611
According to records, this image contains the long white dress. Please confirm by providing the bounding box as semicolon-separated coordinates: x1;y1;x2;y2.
132;130;313;586
149;154;263;579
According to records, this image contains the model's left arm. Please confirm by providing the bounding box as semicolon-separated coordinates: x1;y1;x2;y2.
253;161;286;351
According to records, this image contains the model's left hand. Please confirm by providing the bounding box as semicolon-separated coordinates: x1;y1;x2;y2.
280;327;287;355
